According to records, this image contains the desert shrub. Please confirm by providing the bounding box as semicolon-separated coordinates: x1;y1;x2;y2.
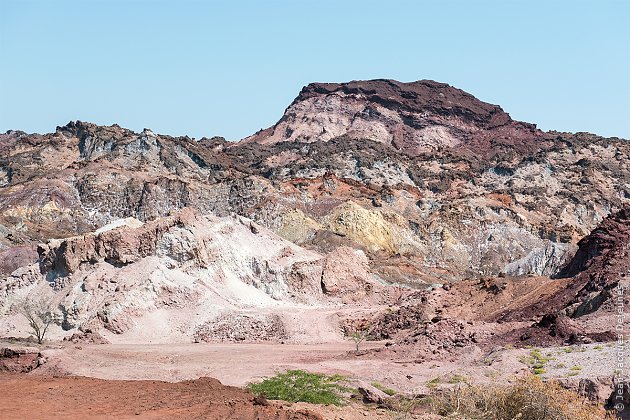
342;324;373;352
383;394;432;418
248;370;351;406
430;374;608;419
448;374;468;384
15;297;54;344
520;348;553;375
532;367;546;375
426;377;441;389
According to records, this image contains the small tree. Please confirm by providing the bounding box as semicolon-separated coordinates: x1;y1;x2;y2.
345;324;372;352
16;297;54;344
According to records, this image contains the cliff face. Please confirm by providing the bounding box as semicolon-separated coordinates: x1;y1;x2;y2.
556;207;630;279
0;80;629;286
495;207;630;323
554;207;630;317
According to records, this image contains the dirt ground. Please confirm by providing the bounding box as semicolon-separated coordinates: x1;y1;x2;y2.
31;340;621;395
0;339;622;419
0;373;321;419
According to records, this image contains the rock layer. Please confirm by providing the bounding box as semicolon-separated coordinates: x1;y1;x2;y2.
1;81;629;284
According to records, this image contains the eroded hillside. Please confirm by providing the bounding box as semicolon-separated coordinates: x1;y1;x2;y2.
1;80;628;286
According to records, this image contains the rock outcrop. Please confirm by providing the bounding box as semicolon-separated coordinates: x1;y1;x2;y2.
501;207;630;322
0;346;43;373
242;79;547;157
1;208;382;342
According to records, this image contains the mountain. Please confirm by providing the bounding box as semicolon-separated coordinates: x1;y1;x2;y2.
0;79;628;347
1;80;629;286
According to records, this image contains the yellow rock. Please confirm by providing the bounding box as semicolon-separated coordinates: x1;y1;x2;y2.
324;201;401;254
277;208;322;245
3;200;66;220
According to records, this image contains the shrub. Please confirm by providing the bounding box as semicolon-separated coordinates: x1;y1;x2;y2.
448;374;468;384
248;370;351;406
16;297;54;344
426;377;441;389
343;324;373;352
430;374;607;419
383;394;432;416
532;367;546;375
520;349;553;375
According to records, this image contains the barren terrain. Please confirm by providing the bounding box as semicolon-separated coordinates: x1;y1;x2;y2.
30;341;623;394
0;373;324;419
1;79;628;418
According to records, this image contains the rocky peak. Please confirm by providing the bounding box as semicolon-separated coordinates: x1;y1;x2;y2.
141;128;157;138
242;79;544;156
294;79;512;127
55;121;162;161
57;120;105;140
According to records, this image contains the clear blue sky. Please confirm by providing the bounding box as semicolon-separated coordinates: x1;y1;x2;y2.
1;0;628;140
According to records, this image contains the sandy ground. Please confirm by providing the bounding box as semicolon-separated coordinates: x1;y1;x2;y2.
0;371;437;420
37;342;385;386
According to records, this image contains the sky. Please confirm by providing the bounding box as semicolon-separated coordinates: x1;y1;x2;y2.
1;0;629;140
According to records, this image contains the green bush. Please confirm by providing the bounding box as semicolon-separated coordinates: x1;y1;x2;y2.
248;370;351;406
448;374;469;384
520;349;553;375
426;377;441;389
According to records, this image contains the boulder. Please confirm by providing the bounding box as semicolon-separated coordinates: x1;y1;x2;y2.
320;247;380;302
355;381;390;405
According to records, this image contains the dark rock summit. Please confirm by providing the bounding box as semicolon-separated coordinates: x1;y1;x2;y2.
243;79;548;158
295;79;513;127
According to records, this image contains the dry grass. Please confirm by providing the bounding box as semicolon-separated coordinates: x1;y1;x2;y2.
430;374;610;419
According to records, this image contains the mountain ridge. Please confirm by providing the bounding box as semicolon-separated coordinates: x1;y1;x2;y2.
1;79;628;285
